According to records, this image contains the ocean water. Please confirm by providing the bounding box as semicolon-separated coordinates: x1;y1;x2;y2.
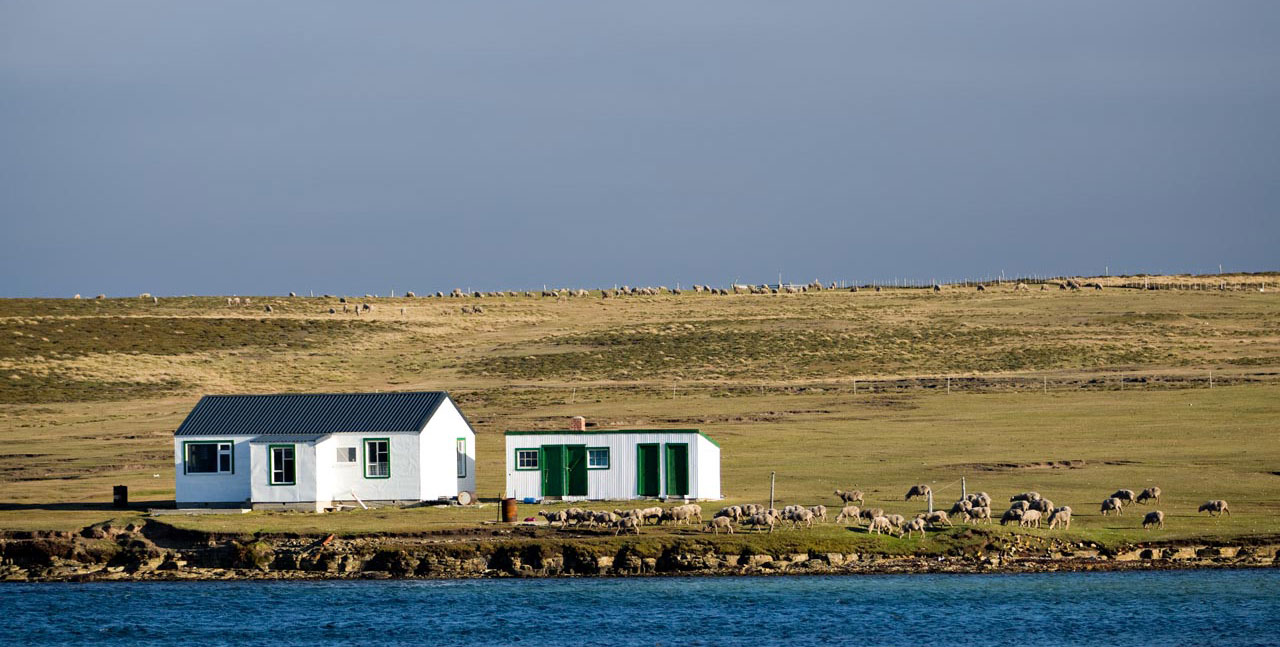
2;570;1277;646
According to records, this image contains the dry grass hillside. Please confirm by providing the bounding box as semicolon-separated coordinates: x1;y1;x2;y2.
1;275;1277;544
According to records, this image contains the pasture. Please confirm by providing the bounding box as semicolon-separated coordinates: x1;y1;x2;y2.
1;278;1277;550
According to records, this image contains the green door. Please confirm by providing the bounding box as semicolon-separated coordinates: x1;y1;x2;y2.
665;443;689;497
541;444;566;497
566;445;588;496
637;443;660;497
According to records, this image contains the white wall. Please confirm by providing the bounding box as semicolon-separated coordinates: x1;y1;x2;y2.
504;432;721;501
249;441;320;506
174;436;251;506
324;432;421;503
419;398;475;500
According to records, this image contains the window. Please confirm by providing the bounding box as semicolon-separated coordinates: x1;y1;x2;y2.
185;441;233;474
587;447;610;470
336;447;356;463
456;438;467;478
364;439;390;478
269;445;295;485
515;448;539;470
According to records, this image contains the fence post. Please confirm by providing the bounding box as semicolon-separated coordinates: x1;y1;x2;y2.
962;476;967;501
769;472;776;510
1043;376;1048;394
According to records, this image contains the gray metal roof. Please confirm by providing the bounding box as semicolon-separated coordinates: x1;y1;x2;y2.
174;391;451;437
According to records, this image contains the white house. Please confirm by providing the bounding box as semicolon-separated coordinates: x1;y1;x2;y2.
504;423;721;501
173;391;476;511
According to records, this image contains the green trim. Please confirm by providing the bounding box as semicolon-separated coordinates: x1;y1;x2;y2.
363;437;391;479
456;437;467;478
268;444;296;486
514;447;541;471
182;440;235;475
664;442;690;496
504;429;720;448
636;443;661;497
586;446;611;470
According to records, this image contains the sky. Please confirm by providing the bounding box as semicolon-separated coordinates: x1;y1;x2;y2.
2;1;1277;296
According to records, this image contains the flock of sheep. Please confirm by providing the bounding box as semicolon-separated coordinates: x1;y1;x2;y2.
538;485;1232;538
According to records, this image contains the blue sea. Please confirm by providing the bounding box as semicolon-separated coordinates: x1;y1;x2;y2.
2;570;1277;646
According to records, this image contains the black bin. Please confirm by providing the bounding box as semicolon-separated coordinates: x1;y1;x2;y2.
112;485;128;509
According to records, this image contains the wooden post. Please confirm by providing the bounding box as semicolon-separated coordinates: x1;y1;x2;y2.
927;490;934;514
1209;371;1213;389
947;377;951;394
1043;376;1048;394
769;472;776;510
962;476;967;501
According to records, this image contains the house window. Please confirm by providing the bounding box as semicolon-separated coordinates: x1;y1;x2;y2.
364;439;390;478
185;441;233;474
456;438;467;478
587;447;610;470
269;445;295;485
515;448;539;470
336;447;356;463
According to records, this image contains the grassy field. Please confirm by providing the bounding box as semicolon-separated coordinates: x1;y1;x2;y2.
1;277;1277;548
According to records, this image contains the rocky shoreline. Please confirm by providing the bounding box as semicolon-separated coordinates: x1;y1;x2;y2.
2;521;1276;582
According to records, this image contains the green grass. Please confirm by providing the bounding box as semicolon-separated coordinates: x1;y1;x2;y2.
0;283;1278;550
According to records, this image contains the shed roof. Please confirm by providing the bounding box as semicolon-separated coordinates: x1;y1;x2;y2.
504;429;719;448
175;392;450;437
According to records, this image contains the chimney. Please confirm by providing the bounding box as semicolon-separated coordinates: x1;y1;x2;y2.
569;416;587;431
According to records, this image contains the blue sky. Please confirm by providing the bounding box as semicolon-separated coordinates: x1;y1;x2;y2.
2;2;1277;296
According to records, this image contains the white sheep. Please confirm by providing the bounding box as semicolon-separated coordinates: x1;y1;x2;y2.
1010;491;1042;503
835;505;862;524
1142;510;1165;530
1019;509;1043;528
905;484;931;501
962;506;992;525
1000;508;1024;525
1110;489;1137;505
868;516;897;535
1100;498;1123;516
746;513;775;533
706;516;734;534
1047;506;1072;530
834;489;865;505
904;517;927;539
1136;487;1162;505
808;505;828;523
1198;500;1230;517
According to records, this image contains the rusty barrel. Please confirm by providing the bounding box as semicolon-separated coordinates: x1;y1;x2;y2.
501;497;518;522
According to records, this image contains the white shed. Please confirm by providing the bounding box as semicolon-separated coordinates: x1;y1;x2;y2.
173;391;476;511
504;428;721;501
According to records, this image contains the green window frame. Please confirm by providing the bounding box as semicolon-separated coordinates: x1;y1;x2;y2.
183;440;234;475
269;444;295;486
364;438;390;479
586;447;610;470
456;437;467;478
514;447;540;471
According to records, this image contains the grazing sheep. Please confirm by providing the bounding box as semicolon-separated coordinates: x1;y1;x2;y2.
921;511;953;527
746;513;775;533
1019;509;1043;528
539;510;569;527
683;504;704;523
328;308;336;314
885;514;906;529
904;517;928;539
263;305;273;313
868;516;897;535
715;506;743;521
615;516;641;536
95;294;106;300
1110;489;1137;505
966;492;992;508
1100;497;1123;515
706;517;734;534
949;499;974;516
1142;510;1165;530
405;291;415;298
932;284;941;292
789;508;815;529
1008;500;1031;513
834;489;865;505
1047;506;1072;530
640;507;664;525
860;508;885;521
836;505;862;524
808;505;828;523
1029;498;1054;514
741;504;763;518
962;506;992;525
1136;487;1162;505
976;284;985;292
1010;492;1042;503
1000;508;1024;525
1198;500;1230;517
73;294;81;299
905;484;931;501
